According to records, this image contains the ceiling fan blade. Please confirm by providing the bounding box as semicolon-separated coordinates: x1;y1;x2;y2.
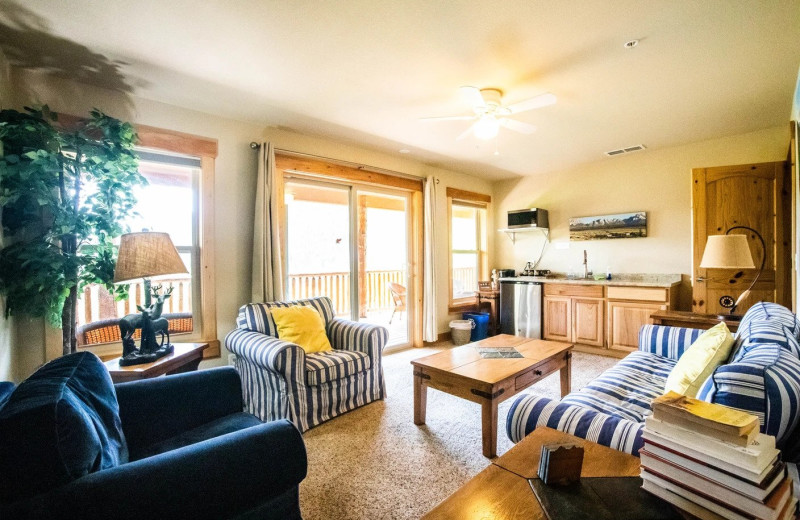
419;115;476;121
456;123;476;141
459;86;487;109
499;118;537;134
507;93;557;114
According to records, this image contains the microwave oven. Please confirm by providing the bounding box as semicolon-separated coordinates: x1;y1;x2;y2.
507;208;549;229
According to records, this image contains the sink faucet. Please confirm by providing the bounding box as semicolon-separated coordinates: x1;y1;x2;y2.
583;249;589;279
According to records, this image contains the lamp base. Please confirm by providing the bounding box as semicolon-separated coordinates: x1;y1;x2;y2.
118;343;175;367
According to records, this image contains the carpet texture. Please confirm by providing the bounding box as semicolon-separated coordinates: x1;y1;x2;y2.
299;346;618;520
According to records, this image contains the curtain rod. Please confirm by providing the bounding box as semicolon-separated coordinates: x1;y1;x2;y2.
249;142;422;183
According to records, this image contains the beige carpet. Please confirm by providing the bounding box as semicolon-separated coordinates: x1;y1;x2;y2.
299;345;617;520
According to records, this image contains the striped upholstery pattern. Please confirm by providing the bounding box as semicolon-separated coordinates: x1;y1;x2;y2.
239;297;336;336
560;351;676;422
638;325;703;360
506;395;646;455
732;320;800;362
697;342;800;452
737;302;800;337
225;297;387;432
305;350;370;386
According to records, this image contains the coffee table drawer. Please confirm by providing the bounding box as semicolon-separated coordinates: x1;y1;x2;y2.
514;356;564;390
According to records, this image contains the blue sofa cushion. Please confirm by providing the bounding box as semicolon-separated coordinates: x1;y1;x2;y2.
697;343;800;455
0;382;15;409
136;411;263;460
238;297;336;337
0;352;127;503
735;302;800;351
560;351;676;423
732;320;800;361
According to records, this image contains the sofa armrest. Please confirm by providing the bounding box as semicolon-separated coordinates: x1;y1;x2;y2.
115;366;244;453
10;420;307;520
225;329;304;379
327;318;388;359
638;324;703;360
506;394;645;455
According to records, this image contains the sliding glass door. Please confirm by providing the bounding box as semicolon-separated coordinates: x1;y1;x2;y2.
284;179;412;348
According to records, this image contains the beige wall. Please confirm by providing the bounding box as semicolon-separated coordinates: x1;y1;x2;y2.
494;125;790;310
6;68;493;379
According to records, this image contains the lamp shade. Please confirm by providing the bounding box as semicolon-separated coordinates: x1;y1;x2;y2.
699;234;756;269
113;232;188;283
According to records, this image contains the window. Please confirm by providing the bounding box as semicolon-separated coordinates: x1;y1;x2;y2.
447;188;490;309
67;124;219;359
76;153;200;346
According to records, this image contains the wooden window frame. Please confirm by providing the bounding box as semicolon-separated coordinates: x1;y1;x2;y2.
447;187;491;312
67;125;221;360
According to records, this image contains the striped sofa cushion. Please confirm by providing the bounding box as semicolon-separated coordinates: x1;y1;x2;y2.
732;320;800;362
697;342;800;452
238;297;336;337
305;350;371;386
735;302;800;353
560;351;676;423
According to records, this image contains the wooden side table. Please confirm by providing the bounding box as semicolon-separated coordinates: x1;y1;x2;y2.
423;427;640;519
650;310;740;332
105;342;209;383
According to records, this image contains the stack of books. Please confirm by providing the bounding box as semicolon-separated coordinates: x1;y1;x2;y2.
640;392;796;520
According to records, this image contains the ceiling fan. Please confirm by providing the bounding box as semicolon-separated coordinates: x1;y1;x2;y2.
421;86;556;140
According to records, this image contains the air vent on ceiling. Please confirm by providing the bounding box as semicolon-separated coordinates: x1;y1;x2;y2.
604;144;646;157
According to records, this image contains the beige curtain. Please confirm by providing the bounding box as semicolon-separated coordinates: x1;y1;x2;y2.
423;176;438;342
251;142;285;302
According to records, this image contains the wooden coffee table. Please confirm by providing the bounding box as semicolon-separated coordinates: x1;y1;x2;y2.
423;427;641;519
104;342;209;383
411;335;573;458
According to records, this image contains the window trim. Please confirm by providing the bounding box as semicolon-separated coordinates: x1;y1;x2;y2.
446;187;490;312
66;125;220;360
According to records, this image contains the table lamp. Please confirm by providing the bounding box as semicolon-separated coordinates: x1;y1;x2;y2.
699;225;765;318
113;232;189;366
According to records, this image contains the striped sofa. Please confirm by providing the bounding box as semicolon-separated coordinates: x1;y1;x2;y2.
225;297;388;432
507;302;800;466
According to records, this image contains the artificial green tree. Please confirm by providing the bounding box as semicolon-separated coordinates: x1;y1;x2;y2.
0;106;146;355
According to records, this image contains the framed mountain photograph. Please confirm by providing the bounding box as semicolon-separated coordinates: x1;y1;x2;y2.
569;211;647;241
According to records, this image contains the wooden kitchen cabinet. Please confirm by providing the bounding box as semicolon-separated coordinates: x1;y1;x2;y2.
573;298;604;347
606;301;667;353
543;295;571;342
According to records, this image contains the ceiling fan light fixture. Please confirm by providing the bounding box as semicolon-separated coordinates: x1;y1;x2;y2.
474;115;500;140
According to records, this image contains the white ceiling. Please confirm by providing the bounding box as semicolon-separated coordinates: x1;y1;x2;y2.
7;0;800;180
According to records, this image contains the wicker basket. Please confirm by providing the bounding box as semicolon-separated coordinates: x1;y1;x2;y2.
450;319;475;346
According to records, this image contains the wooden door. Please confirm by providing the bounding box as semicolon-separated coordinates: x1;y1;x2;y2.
573;298;604;347
692;162;790;315
543;296;571;342
607;301;666;353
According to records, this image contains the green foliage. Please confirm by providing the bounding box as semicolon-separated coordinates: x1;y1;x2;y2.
0;106;145;329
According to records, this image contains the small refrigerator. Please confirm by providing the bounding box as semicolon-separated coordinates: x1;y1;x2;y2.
499;280;543;339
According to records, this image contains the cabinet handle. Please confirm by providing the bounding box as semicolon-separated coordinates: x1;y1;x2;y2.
534;369;543;376
696;277;706;282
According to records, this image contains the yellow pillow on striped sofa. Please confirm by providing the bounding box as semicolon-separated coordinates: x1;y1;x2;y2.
664;322;734;398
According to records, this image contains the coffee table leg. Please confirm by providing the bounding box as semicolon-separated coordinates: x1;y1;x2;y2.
560;352;572;398
414;371;427;425
481;398;498;458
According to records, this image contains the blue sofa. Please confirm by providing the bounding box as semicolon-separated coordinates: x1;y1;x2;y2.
507;302;800;467
0;352;307;519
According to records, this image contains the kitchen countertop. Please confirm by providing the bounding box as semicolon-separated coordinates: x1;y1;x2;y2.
498;273;682;288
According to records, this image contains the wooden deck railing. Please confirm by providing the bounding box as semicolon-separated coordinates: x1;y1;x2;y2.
77;278;192;326
79;267;477;325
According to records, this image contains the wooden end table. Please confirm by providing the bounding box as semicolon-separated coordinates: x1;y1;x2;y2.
411;335;573;458
105;342;209;383
650;310;740;332
423;427;641;519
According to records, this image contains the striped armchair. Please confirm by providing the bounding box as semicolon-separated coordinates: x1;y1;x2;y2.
506;302;800;462
224;297;387;432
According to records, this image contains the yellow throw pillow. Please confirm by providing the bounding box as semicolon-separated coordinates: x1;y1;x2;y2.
270;305;332;354
664;322;734;398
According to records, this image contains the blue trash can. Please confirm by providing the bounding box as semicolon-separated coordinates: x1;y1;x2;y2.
462;312;490;341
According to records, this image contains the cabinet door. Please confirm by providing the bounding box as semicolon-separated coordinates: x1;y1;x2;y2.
573;298;604;347
543;296;572;342
607;301;667;352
